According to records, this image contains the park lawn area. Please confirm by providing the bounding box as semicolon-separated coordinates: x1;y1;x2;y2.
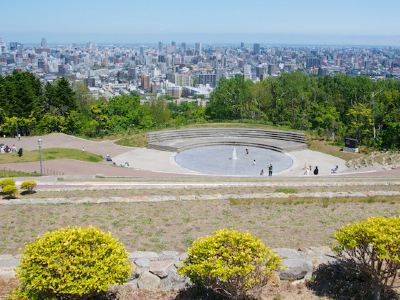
0;169;40;178
1;197;399;255
0;148;103;164
308;139;361;161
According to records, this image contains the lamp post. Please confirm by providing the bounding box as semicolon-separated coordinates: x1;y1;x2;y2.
38;139;43;175
371;89;383;147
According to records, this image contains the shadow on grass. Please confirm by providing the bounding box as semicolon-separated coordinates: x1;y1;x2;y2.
174;286;226;300
307;260;398;300
20;190;37;195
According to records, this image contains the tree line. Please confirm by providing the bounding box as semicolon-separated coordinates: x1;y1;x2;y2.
0;71;205;137
207;72;400;149
1;70;400;149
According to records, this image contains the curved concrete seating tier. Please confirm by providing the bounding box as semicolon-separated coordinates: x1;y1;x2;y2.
147;128;307;152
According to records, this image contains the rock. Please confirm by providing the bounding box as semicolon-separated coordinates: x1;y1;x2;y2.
149;259;175;278
303;246;336;268
135;258;150;268
130;251;159;261
124;279;139;290
275;248;313;281
159;251;180;260
133;266;147;279
160;267;188;291
137;271;161;290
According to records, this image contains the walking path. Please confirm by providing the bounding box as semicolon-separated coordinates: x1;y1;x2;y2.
0;133;398;178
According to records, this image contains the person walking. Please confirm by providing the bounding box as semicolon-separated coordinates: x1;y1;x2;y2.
314;166;319;175
260;169;264;176
268;164;273;176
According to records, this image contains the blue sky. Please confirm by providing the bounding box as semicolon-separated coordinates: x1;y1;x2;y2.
1;0;400;45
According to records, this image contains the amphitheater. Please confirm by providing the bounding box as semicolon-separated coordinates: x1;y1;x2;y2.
146;128;307;152
112;127;348;176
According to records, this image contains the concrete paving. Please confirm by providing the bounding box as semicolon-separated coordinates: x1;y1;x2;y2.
113;148;348;177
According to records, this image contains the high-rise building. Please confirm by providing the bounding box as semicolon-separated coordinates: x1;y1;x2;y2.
195;42;202;55
181;42;186;53
240;42;245;49
175;73;192;86
141;74;150;90
253;43;260;55
198;73;216;87
243;64;252;80
41;38;47;48
158;41;163;52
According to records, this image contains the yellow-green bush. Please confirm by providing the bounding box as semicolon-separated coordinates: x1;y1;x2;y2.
15;226;133;299
20;180;37;193
334;216;400;289
179;229;282;299
2;185;18;198
0;178;15;188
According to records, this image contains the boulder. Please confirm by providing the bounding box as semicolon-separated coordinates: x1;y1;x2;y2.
137;271;161;290
160;267;188;291
135;258;150;268
149;259;175;278
275;248;313;280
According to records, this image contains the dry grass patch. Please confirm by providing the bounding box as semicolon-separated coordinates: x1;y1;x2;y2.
1;198;400;255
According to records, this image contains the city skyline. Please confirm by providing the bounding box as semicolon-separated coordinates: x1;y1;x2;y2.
1;0;400;46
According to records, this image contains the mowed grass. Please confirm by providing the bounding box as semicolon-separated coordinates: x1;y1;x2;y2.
1;197;399;255
0;169;40;178
115;132;148;148
308;139;361;161
0;148;103;164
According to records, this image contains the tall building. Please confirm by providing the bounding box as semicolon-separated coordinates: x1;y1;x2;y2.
195;42;202;55
243;64;252;80
253;43;260;55
181;42;186;53
158;41;163;52
175;73;192;86
240;42;245;49
198;73;216;87
141;74;150;91
41;38;47;48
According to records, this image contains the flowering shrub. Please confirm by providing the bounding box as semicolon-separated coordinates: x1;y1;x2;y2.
20;180;37;193
179;229;282;299
0;178;15;188
15;226;133;299
334;217;400;291
2;185;18;198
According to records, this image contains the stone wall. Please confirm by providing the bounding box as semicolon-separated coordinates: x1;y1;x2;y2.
0;247;336;291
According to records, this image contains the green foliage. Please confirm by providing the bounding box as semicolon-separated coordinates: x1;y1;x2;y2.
20;180;37;193
2;70;400;149
334;217;400;290
2;185;18;198
179;229;282;299
0;178;15;188
15;226;133;299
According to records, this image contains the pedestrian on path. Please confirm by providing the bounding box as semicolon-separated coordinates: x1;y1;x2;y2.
268;164;273;176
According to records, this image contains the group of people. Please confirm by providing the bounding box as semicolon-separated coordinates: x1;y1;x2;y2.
245;148;274;177
259;163;273;176
0;144;18;154
304;164;319;175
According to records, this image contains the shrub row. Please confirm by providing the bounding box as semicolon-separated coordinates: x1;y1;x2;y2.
8;216;400;299
0;178;37;198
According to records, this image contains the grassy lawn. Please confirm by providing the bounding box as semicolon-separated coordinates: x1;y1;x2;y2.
0;169;40;178
115;132;148;148
1;197;399;255
308;139;361;161
0;148;103;164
